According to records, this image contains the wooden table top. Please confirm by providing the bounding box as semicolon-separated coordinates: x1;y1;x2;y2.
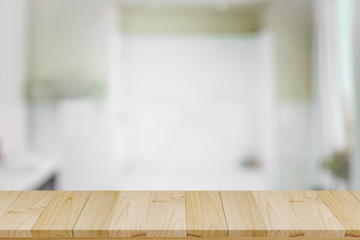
0;191;359;239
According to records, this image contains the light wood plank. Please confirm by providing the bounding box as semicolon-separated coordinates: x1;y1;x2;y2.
73;191;120;238
284;191;345;238
31;191;91;238
0;192;23;216
0;237;354;240
108;191;151;237
186;191;227;237
220;191;267;237
0;191;55;238
351;190;360;202
251;191;303;237
318;191;360;237
74;191;152;238
0;190;357;239
146;191;186;237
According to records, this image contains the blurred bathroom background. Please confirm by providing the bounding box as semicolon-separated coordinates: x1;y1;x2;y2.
0;0;358;190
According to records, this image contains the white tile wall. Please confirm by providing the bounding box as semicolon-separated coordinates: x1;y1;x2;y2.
278;102;313;189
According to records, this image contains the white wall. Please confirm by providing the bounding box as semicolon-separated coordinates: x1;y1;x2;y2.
351;0;360;189
122;35;260;166
114;32;276;189
29;0;110;85
28;0;118;189
0;0;28;155
26;0;315;190
265;0;314;189
29;0;113;153
278;103;312;189
266;0;313;100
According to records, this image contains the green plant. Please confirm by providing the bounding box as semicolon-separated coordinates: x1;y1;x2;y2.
321;149;349;180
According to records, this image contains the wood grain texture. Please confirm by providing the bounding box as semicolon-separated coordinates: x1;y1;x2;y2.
73;191;120;238
351;190;360;202
0;238;355;240
73;191;151;238
220;191;267;237
0;192;23;216
0;191;359;239
0;191;55;238
186;191;227;237
108;191;151;238
31;191;91;238
284;191;345;238
251;191;303;237
318;191;360;237
146;191;186;237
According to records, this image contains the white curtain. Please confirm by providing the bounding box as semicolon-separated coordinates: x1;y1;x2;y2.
313;0;355;188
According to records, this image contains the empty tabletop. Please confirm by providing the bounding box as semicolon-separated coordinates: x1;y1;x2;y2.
0;191;359;238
